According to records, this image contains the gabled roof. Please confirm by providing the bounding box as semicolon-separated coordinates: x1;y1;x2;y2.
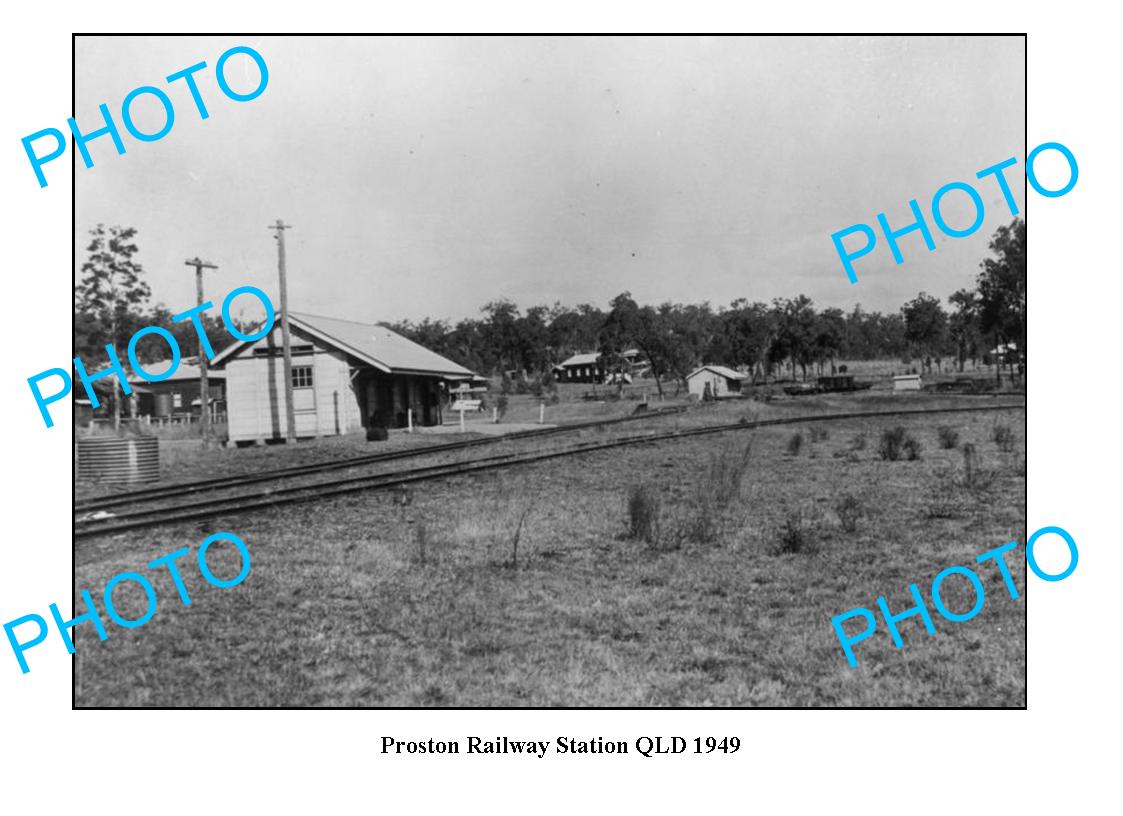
126;359;226;385
688;365;747;382
211;312;475;378
558;352;600;367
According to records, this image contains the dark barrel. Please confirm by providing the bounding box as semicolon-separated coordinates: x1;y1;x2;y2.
77;436;160;484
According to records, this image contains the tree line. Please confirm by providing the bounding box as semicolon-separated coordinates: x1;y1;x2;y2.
386;218;1026;389
74;216;1026;404
74;224;260;371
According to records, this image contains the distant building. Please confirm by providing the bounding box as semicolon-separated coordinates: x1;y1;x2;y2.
892;374;922;391
553;353;603;384
127;359;225;419
686;365;747;399
984;342;1019;366
818;374;856;392
212;312;477;443
553;349;649;384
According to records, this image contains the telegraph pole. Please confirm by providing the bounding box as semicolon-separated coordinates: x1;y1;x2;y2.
268;219;297;443
185;257;218;447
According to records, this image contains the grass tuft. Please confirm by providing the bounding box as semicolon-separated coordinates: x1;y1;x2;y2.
786;433;804;457
937;426;960;449
834;494;863;533
631;442;753;550
879;426;921;461
992;422;1016;453
626;484;661;545
772;510;817;555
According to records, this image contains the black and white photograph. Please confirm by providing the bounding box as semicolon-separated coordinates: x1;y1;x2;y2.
70;34;1027;708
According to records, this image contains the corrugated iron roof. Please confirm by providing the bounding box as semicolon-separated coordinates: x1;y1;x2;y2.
290;312;474;376
211;312;474;378
126;359;226;385
559;352;600;367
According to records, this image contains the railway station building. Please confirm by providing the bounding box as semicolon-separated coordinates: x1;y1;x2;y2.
212;312;477;444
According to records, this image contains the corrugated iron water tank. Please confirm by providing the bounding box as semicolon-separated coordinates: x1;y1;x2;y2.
77;436;160;484
154;392;173;417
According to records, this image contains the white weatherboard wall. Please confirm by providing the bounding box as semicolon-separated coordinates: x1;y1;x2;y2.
224;328;363;442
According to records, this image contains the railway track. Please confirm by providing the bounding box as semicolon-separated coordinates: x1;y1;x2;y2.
74;404;689;514
75;402;1024;540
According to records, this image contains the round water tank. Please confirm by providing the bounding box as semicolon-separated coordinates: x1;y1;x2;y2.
77;436;159;485
154;393;173;417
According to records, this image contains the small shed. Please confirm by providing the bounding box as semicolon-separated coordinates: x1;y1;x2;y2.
893;374;922;391
686;365;747;399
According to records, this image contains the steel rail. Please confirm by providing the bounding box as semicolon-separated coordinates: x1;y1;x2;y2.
75;402;1024;540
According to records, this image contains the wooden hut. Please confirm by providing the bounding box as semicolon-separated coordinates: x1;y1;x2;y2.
686;365;747;399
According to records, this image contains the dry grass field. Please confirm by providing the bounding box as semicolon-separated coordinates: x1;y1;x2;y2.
74;393;1025;707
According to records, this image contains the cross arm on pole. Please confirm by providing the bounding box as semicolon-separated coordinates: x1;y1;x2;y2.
184;257;218;270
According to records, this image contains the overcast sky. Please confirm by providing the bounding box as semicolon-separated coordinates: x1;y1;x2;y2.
75;35;1025;325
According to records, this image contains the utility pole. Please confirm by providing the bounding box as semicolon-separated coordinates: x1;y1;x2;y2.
185;257;218;447
268;219;297;443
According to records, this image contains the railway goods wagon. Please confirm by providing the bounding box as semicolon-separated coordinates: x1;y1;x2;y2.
212;311;477;443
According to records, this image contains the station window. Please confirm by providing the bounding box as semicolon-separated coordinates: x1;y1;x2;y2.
292;366;314;389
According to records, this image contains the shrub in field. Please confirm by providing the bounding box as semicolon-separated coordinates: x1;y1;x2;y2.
809;426;829;442
631;443;754;551
878;426;921;461
993;422;1016;452
496;394;509;419
937;426;960;449
772;511;817;555
627;484;661;544
786;433;804;456
848;432;867;452
835;494;863;533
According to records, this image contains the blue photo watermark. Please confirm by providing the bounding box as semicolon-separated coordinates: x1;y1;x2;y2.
831;142;1078;284
831;525;1077;668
